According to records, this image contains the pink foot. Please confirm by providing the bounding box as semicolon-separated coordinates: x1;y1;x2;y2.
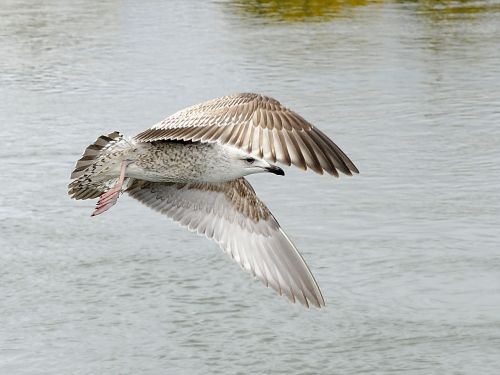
91;160;130;217
91;188;121;216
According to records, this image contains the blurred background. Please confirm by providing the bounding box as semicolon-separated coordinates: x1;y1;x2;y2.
1;0;499;374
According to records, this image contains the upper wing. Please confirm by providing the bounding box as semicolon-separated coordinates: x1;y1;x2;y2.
134;93;358;177
126;177;326;308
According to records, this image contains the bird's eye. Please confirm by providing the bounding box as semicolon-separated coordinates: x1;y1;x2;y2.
245;157;255;164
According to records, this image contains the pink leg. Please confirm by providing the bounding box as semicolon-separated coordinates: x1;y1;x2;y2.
91;161;130;217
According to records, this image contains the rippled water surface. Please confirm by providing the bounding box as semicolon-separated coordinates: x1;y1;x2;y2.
1;0;499;374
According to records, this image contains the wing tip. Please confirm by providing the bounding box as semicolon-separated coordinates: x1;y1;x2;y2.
279;158;359;178
291;292;326;310
265;281;326;310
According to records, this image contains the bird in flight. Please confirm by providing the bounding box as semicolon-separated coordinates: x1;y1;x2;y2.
68;93;358;308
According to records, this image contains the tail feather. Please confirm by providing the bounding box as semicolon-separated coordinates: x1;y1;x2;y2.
68;131;127;200
70;131;122;179
68;183;114;200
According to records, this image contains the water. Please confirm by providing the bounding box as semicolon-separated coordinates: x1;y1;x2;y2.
1;0;499;373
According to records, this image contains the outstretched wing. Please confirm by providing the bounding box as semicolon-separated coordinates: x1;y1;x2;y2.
126;177;325;308
134;93;358;177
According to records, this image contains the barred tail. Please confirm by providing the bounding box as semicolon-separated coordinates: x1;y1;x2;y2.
68;131;126;200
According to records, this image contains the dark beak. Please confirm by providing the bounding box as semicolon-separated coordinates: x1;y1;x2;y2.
266;165;285;176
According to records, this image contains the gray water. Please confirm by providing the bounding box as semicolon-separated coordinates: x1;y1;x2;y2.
1;0;500;374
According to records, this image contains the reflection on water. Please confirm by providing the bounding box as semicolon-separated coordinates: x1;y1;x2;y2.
1;0;500;374
413;0;500;18
228;0;382;21
228;0;500;22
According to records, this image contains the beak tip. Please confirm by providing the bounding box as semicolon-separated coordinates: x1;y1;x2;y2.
267;166;285;176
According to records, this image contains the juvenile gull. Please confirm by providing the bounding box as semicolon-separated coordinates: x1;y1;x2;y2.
68;93;358;308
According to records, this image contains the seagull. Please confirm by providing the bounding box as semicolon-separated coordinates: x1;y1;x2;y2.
68;93;358;308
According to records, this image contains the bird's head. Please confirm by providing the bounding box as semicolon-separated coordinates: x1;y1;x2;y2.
224;146;285;178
